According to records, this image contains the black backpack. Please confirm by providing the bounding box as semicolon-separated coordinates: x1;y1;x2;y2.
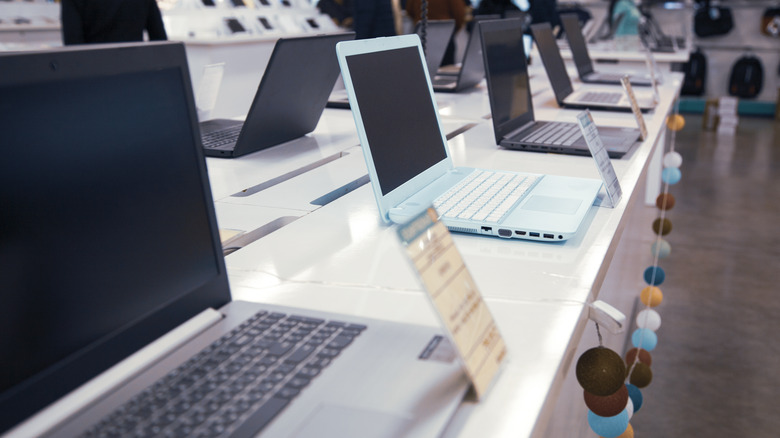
694;0;734;37
728;55;764;99
681;48;707;96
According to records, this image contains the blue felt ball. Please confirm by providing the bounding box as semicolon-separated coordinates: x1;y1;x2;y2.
587;409;629;438
643;266;665;286
626;383;643;412
662;167;682;185
632;328;658;351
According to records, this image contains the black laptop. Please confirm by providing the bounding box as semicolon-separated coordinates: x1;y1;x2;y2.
0;41;468;438
200;32;354;158
531;22;656;113
480;19;639;158
432;21;486;92
414;19;456;76
560;13;652;87
561;14;653;87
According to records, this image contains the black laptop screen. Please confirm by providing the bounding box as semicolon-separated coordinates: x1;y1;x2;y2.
561;14;595;76
480;19;535;142
531;22;575;103
0;44;229;432
346;46;447;196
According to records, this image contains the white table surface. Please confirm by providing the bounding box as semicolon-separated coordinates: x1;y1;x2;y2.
205;59;683;437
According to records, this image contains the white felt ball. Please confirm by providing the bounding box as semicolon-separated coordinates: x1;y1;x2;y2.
636;309;662;331
663;151;683;168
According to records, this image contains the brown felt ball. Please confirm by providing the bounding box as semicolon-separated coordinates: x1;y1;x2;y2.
652;218;672;236
584;384;629;417
625;348;653;367
576;347;627;396
627;362;653;388
655;193;676;210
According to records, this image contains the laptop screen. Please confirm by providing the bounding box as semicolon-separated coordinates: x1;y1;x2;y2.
346;46;447;196
480;18;535;143
0;43;230;433
414;20;456;73
561;14;595;76
531;22;575;103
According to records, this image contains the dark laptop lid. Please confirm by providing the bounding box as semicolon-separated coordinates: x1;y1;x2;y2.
560;13;595;77
480;18;536;144
530;22;575;104
414;19;456;74
0;42;230;433
234;32;354;156
453;20;486;88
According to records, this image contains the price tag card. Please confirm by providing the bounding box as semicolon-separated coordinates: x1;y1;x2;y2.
620;76;648;141
643;49;661;103
576;111;622;208
397;208;506;400
195;63;225;120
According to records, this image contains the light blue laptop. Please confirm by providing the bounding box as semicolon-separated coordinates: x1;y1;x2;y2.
336;35;603;242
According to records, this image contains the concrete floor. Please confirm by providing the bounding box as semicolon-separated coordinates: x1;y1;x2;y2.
542;114;780;438
630;115;780;437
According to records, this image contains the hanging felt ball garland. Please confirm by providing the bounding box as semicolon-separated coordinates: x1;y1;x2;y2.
575;339;635;437
574;114;685;437
622;114;685;431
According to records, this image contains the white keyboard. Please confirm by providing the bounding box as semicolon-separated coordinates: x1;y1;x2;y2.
434;170;539;223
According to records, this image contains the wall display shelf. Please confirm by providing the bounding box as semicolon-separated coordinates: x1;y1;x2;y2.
160;0;340;42
161;0;345;120
0;0;61;47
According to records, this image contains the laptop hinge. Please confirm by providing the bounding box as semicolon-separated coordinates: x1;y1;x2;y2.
4;308;224;438
504;121;537;140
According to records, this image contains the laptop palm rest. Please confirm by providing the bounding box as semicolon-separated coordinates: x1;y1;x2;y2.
521;195;582;214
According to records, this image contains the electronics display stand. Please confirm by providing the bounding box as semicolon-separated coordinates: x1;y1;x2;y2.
161;0;340;42
162;0;344;120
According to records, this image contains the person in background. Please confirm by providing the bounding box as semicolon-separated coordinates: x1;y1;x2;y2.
475;0;519;19
317;0;355;31
608;0;641;36
352;0;397;39
61;0;167;45
406;0;467;66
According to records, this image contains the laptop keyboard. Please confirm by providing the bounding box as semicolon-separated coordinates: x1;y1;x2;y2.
579;91;622;104
80;310;366;438
202;125;242;149
518;122;582;146
434;170;539;223
595;73;625;82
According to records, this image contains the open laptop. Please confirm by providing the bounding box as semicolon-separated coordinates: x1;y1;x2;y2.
431;21;485;92
480;18;639;159
560;13;652;87
531;22;656;112
200;32;354;158
414;19;456;78
336;34;603;241
0;42;469;438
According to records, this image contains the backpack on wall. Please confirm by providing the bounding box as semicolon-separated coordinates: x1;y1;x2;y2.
694;1;734;37
728;55;764;99
681;48;707;96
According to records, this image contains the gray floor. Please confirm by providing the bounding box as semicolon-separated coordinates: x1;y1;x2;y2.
630;115;780;437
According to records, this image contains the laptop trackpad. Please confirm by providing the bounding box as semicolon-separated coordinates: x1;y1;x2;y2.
294;404;412;438
521;195;582;215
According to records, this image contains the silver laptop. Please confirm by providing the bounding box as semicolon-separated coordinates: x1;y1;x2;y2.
560;13;652;87
480;18;639;159
0;42;468;438
336;34;603;242
531;22;656;112
200;32;354;158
